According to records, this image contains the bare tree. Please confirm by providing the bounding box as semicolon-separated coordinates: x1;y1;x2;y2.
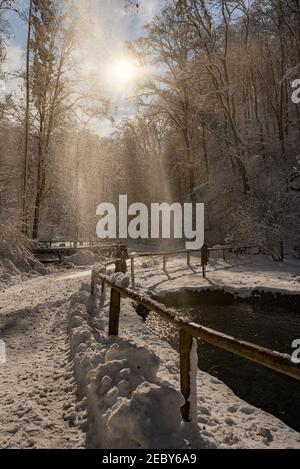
22;0;32;234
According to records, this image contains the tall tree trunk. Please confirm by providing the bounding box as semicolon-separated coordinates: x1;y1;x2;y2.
22;0;32;235
32;119;45;240
32;162;45;240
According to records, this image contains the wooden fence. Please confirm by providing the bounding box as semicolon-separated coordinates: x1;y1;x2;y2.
91;265;300;422
129;246;259;287
35;242;121;264
38;239;115;248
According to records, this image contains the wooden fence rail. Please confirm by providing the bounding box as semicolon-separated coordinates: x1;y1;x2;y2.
38;239;120;249
129;245;259;287
91;266;300;423
35;243;121;264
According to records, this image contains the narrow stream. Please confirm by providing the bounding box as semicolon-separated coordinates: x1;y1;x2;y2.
145;301;300;432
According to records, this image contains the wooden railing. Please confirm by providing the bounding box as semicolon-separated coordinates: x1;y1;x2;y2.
35;242;121;263
38;239;118;248
129;245;259;287
91;265;300;422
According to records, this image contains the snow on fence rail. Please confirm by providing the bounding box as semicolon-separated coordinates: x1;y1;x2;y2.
91;265;300;423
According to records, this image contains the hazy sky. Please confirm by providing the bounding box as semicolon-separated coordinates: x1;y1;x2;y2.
4;0;163;136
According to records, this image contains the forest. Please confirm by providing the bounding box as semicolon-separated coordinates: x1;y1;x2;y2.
0;0;300;263
1;0;300;454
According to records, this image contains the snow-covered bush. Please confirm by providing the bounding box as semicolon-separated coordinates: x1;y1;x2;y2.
0;208;36;277
228;170;300;261
0;151;36;282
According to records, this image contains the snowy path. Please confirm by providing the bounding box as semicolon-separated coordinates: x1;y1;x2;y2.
0;269;90;449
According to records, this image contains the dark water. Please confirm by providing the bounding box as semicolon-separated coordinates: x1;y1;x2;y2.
145;302;300;432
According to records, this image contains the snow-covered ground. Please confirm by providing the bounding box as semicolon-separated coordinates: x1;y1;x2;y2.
0;269;90;449
0;253;299;449
0;249;104;291
69;281;300;449
132;254;300;297
0;256;52;290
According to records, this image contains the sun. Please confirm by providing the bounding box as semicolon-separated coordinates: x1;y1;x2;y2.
112;60;139;83
105;58;143;90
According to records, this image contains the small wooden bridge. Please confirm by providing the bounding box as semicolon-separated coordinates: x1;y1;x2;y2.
34;240;121;264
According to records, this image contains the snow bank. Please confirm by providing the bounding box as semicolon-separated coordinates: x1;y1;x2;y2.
87;344;187;449
64;249;101;267
67;282;300;449
68;284;212;449
0;256;50;290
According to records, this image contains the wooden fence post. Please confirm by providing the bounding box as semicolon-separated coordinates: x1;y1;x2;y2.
91;270;97;296
280;239;284;262
180;329;193;422
131;257;135;288
187;251;191;267
109;288;121;336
